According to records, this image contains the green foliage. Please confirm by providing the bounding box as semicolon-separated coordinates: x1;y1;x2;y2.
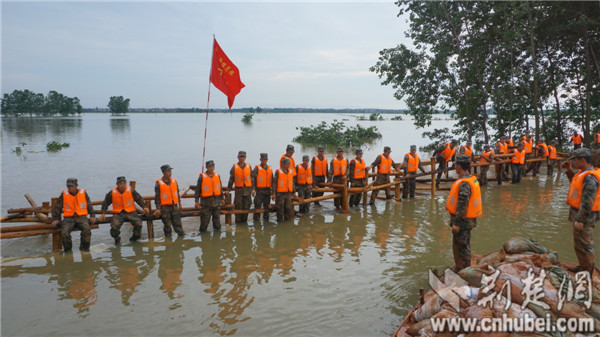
419;128;451;154
46;141;70;152
108;96;130;115
242;112;254;123
1;90;82;117
369;113;384;121
293;120;382;147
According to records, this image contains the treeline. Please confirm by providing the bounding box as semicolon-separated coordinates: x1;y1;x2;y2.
1;90;82;117
371;1;600;149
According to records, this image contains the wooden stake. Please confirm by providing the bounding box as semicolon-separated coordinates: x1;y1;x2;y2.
145;200;154;239
51;197;62;252
430;158;436;197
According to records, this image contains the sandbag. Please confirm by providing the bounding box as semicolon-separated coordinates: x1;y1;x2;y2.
478;249;507;267
503;238;549;255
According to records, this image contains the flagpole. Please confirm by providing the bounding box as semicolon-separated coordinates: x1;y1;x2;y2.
202;35;216;174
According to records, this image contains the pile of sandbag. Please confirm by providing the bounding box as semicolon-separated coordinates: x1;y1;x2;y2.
395;237;600;337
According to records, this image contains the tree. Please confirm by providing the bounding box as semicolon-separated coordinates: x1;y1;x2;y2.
108;96;130;116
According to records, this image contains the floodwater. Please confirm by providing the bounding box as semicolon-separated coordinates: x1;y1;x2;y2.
1;113;598;336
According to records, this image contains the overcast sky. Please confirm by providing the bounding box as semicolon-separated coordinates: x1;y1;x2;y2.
2;1;412;110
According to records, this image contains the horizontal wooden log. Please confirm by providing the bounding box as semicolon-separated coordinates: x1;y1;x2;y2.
1;224;100;239
0;213;26;222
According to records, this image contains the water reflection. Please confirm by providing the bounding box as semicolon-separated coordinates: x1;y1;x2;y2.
110;118;131;138
52;252;99;316
1;117;82;139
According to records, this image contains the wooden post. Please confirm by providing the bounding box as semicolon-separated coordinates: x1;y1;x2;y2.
225;192;232;225
342;176;349;213
130;180;136;189
430;158;436;197
145;200;154;239
50;197;62;252
395;178;402;201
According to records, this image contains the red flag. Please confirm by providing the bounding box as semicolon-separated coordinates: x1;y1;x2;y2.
210;38;245;109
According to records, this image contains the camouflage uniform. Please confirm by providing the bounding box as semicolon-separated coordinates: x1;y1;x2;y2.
251;163;272;221
272;169;294;221
402;149;426;198
311;152;328;203
53;189;95;252
195;173;223;232
228;162;253;223
154;179;184;237
329;156;348;209
369;153;396;203
101;187;146;242
295;164;312;214
479;150;494;187
567;167;600;274
348;156;367;206
449;173;478;270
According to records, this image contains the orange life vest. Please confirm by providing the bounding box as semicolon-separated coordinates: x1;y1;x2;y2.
523;139;533;154
594;133;600;145
508;139;515;147
497;141;507;154
461;145;473;157
255;165;273;188
333;157;348;176
572;134;582;145
511;149;525;164
157;178;179;205
280;155;296;176
482;150;494;163
112;186;136;213
405;153;420;173
537;143;548;157
548;146;557;160
200;172;222;197
276;169;294;193
446;175;483;219
566;169;600;211
377;154;393;173
351;158;366;179
234;163;252;188
296;165;313;185
312;156;328;177
62;189;88;217
439;143;456;162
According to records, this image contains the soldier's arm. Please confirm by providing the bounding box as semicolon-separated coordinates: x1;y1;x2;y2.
272;171;278;195
251;167;258;189
418;160;426;173
455;182;471;222
370;155;381;170
227;166;235;191
52;193;64;220
132;189;146;209
347;160;355;183
85;192;95;218
328;160;334;181
218;176;225;201
154;182;161;209
433;145;445;156
575;175;599;223
101;191;112;213
293;169;298;189
194;175;202;202
402;155;409;175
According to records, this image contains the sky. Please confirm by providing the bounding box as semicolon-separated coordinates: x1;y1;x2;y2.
1;1;412;110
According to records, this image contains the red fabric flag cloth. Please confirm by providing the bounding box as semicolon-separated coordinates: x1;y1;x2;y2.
210;38;245;109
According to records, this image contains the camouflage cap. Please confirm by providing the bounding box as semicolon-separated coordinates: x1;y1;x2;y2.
383;146;391;152
160;164;173;171
455;154;470;165
567;148;590;161
336;147;344;152
238;150;246;157
551;140;557;145
302;155;309;161
260;153;268;160
466;140;472;145
286;144;295;153
355;149;363;154
317;146;325;151
116;176;126;183
451;139;458;145
205;160;215;167
410;145;417;151
66;177;78;186
281;157;290;165
483;144;491;149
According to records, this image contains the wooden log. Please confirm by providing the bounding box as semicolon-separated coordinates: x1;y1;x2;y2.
430;157;436;197
394;178;402;201
1;223;63;233
0;213;26;222
1;217;46;223
24;193;49;222
342;176;349;213
1;224;100;239
130;181;136;190
300;193;341;204
310;187;337;193
51;197;61;251
145;200;154;239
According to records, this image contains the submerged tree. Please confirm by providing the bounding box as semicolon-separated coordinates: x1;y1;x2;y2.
108;96;130;116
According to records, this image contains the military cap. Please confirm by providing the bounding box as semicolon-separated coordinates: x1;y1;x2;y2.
451;139;458;145
66;178;78;186
410;145;417;151
567;148;590;161
205;160;215;167
318;146;325;151
286;144;295;153
337;147;344;152
483;144;491;149
260;153;268;160
355;149;363;154
238;150;246;157
383;146;391;152
302;155;309;161
466;141;472;145
455;154;470;165
551;140;557;145
160;164;173;171
281;157;290;165
116;176;127;183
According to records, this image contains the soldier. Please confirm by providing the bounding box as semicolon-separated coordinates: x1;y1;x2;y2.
402;145;427;198
51;178;96;252
510;143;526;183
594;130;600;149
153;164;184;238
252;153;272;221
547;140;558;176
348;149;367;206
531;140;548;176
99;176;148;245
329;148;348;209
228;150;253;223
311;146;328;205
522;133;534;176
569;131;583;150
479;145;495;187
195;160;223;232
562;148;600;274
272;157;294;221
446;155;483;270
369;146;396;204
295;155;313;214
280;144;296;176
433;140;457;189
459;141;475;172
495;138;508;185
